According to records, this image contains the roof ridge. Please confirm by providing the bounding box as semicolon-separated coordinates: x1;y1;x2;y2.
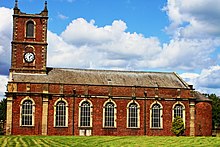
50;67;174;74
13;68;188;89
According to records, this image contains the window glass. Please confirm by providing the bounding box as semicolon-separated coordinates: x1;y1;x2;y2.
21;100;33;126
80;101;91;127
174;104;183;118
26;21;34;37
151;104;161;128
104;102;115;127
128;103;138;128
55;101;66;127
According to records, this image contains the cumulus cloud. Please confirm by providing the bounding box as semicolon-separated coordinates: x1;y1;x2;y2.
61;19;128;46
0;7;12;75
0;75;8;100
164;0;220;38
180;66;220;95
197;66;220;88
50;18;162;70
1;0;220;96
146;38;219;70
49;17;219;72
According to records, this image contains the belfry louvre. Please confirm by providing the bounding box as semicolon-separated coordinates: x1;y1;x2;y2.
6;1;212;136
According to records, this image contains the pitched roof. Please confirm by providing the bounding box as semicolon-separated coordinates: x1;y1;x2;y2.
11;68;190;88
194;91;212;102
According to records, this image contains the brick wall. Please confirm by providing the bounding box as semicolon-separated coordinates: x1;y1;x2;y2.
12;96;42;135
11;15;47;72
47;97;73;135
10;83;211;136
195;102;212;136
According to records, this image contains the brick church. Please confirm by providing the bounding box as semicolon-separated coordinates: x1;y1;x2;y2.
6;1;212;136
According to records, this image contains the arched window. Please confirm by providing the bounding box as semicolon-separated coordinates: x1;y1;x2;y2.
20;97;35;126
174;104;183;118
127;101;140;128
54;99;68;127
79;100;92;127
26;20;35;37
173;102;185;126
150;101;163;128
103;100;117;128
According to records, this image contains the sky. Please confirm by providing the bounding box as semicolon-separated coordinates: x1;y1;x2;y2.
0;0;220;99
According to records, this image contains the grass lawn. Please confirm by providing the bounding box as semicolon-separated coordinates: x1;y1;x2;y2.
0;136;220;147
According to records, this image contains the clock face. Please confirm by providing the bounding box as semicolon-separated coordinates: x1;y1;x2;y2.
24;52;35;63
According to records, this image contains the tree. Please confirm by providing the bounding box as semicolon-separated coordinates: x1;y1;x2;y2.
171;116;184;136
0;98;6;135
208;94;220;128
0;98;6;121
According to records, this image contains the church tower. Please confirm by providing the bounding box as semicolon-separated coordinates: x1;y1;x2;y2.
10;0;48;74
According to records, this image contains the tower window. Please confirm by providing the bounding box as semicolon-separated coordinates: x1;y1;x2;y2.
26;21;35;37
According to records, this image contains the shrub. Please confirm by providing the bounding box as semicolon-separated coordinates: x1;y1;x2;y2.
171;116;184;136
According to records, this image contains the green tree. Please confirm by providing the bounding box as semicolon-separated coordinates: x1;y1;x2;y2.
0;98;6;121
0;98;6;135
209;94;220;128
171;116;184;136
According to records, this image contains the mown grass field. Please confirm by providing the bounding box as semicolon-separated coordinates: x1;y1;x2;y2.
0;136;220;147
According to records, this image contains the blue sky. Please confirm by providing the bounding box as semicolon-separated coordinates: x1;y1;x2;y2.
1;0;169;40
1;0;220;99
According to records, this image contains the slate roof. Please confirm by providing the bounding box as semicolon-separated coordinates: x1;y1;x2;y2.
11;68;190;88
194;91;212;102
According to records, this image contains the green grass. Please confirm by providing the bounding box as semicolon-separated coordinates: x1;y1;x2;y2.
0;136;220;147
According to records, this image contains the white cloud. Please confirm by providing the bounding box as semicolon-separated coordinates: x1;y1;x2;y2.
146;38;219;70
61;19;128;46
54;18;219;72
180;72;200;84
0;7;12;74
180;65;220;95
58;12;69;20
164;0;220;38
0;75;8;100
197;66;220;88
52;18;163;70
1;0;220;96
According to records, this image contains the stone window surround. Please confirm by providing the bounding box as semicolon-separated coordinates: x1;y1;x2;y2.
53;98;68;127
25;19;36;38
172;102;186;127
150;101;163;129
78;99;93;128
20;96;35;127
126;100;140;128
103;99;117;128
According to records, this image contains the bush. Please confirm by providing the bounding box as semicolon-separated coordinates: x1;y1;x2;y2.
171;116;184;136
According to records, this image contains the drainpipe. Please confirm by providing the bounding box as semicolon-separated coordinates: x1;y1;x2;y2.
144;91;147;135
73;89;76;136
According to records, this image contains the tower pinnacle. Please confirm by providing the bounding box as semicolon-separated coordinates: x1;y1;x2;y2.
44;1;48;12
14;0;18;9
